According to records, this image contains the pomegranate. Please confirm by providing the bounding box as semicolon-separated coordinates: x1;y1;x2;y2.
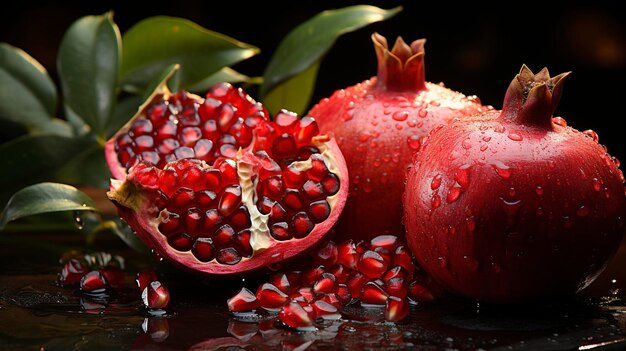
105;83;348;275
404;65;626;303
227;235;440;325
308;33;490;240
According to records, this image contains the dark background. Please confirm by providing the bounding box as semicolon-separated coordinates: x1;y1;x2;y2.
1;1;624;162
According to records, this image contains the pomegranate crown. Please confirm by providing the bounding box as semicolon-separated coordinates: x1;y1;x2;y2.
500;64;571;128
372;32;426;91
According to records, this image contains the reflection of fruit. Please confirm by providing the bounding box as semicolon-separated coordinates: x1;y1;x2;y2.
142;317;170;342
226;235;439;323
404;65;626;303
106;83;348;275
308;33;489;241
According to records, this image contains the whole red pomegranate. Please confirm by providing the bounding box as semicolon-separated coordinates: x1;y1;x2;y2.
308;33;490;241
105;83;348;275
404;65;626;303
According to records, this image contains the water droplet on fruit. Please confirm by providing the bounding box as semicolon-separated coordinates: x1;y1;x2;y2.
395;123;404;130
407;119;417;127
552;117;567;127
463;256;479;271
462;138;472;149
74;211;84;230
466;216;476;232
438;256;448;269
536;206;544;216
493;161;512;179
507;133;523;141
454;165;471;189
535;186;544;196
604;187;611;199
480;145;488;152
446;187;462;203
482;136;491;142
431;194;441;209
562;216;573;228
363;178;372;193
583;129;599;142
418;109;428;118
431;174;442;190
358;134;369;142
547;160;556;169
407;135;421;150
392;111;409;121
500;198;522;225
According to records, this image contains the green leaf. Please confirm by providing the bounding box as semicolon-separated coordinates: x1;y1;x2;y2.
188;67;262;93
0;134;92;204
259;5;401;104
55;144;110;189
103;219;150;254
263;62;319;115
58;12;121;136
120;16;259;92
0;183;98;230
105;95;144;138
0;43;59;133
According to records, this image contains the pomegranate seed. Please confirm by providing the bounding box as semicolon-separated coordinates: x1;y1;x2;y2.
296;116;319;143
179;126;202;145
158;167;179;196
382;266;406;281
360;281;389;305
270;222;291;241
287;271;303;288
184;208;203;236
320;293;341;307
156;121;177;140
374;247;393;267
274;110;298;130
269;273;292;294
283;165;305;187
196;190;217;208
385;296;409;322
170;187;195;209
218;104;237;132
303;265;326;285
394;245;415;274
100;266;125;289
134;135;154;151
291;212;314;238
218;185;242;216
256;283;289;311
272;134;297;157
216;247;242;265
312;300;340;319
337;240;360;269
202;119;219;140
136;269;158;291
263;177;284;199
283;189;304;210
130;118;153;135
147;102;168;123
255;151;281;178
58;258;87;285
214;224;236;245
297;287;316;303
336;284;352;305
181;165;206;191
205;169;222;188
307;155;329;181
385;277;408;298
227;287;259;312
347;271;368;298
116;133;133;149
302;180;325;199
174;146;195;159
370;235;400;251
313;240;338;267
192;237;216;262
140;151;160;165
321;173;340;196
302;303;317;320
329;264;349;283
142;280;170;309
236;230;253;257
313;272;337;295
296;146;320;161
159;212;180;235
408;280;436;302
279;301;313;329
203;208;224;232
167;233;194;251
308;200;330;223
269;202;287;221
358;250;388;278
80;270;108;293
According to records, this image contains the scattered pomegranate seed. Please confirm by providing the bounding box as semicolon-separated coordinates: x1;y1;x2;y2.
58;258;87;285
227;287;259;312
360;281;389;305
256;283;289;311
100;266;125;289
80;270;108;293
278;301;314;330
385;296;410;322
142;280;170;309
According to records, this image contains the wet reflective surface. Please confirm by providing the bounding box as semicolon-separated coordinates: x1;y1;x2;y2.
1;233;625;350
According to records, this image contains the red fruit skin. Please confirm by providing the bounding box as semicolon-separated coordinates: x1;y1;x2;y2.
404;66;626;303
309;33;488;241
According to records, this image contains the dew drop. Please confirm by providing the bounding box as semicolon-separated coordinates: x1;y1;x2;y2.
583;129;599;142
431;174;442;190
536;206;544;216
418;108;428;118
363;178;373;193
407;120;417;127
461;138;472;150
562;216;573;228
407;135;421;150
358;134;369;142
454;165;471;189
491;262;501;273
552;117;567;127
438;256;448;269
507;133;523;141
392;111;409;121
482;136;491;142
431;194;441;209
466;216;476;232
604;187;611;199
508;187;516;197
463;256;479;271
547;160;556;169
500;198;522;225
446;187;462;203
535;186;544;196
395;123;404;130
492;161;512;179
480;145;488;152
576;205;589;217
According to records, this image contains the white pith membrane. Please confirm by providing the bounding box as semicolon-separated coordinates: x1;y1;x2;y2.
108;133;342;267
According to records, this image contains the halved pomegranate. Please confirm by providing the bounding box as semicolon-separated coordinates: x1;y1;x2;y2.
105;83;348;275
